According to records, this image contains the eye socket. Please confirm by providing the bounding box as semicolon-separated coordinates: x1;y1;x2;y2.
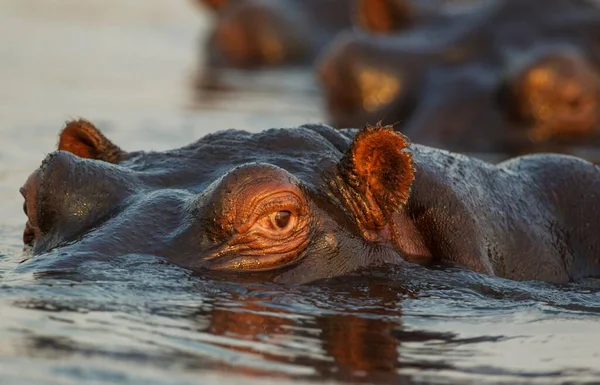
209;206;309;271
206;182;311;272
23;201;28;216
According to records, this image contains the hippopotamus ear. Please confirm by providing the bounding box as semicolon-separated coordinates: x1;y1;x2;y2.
338;123;415;230
354;0;413;35
58;119;125;164
196;0;230;12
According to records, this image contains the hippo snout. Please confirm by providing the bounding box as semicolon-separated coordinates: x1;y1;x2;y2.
21;151;138;254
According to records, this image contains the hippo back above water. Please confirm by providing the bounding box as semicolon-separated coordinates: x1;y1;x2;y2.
19;120;600;284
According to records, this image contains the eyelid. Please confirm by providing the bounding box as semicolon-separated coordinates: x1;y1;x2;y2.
256;199;298;220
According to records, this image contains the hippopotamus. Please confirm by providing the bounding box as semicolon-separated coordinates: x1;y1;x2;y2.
353;0;485;35
318;0;600;157
20;119;600;284
196;0;472;70
196;0;354;69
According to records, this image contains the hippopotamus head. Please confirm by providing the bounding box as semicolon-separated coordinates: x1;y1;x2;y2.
20;120;430;284
318;0;600;155
196;0;353;69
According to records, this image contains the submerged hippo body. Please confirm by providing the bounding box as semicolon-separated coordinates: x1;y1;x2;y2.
319;0;600;157
197;0;354;69
20;120;600;284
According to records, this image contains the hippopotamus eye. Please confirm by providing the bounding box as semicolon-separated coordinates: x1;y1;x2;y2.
205;189;310;272
274;210;291;229
256;209;297;235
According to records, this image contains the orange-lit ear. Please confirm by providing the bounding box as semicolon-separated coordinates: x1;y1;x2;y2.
195;0;230;12
354;0;413;35
339;123;415;230
58;119;125;163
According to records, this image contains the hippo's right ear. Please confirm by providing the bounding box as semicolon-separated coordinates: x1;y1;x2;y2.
58;119;125;164
354;0;413;35
338;124;415;231
195;0;230;12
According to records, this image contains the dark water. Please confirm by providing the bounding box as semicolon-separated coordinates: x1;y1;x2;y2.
1;2;600;384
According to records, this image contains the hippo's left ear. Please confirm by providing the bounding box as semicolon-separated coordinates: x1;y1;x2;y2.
196;0;230;12
58;119;126;164
338;124;415;230
354;0;413;35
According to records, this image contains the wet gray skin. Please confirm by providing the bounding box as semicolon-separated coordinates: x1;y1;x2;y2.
197;0;354;69
19;120;600;284
318;0;600;157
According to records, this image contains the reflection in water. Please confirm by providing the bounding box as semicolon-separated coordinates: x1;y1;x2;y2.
5;261;599;384
202;282;413;383
8;270;432;384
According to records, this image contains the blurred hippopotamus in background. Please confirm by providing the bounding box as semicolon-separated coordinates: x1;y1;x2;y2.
318;0;600;159
195;0;354;69
194;0;464;70
19;119;600;284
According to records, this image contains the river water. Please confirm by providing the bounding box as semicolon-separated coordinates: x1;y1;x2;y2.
0;1;599;384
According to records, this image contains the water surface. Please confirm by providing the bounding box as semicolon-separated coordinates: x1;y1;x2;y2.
1;1;599;384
